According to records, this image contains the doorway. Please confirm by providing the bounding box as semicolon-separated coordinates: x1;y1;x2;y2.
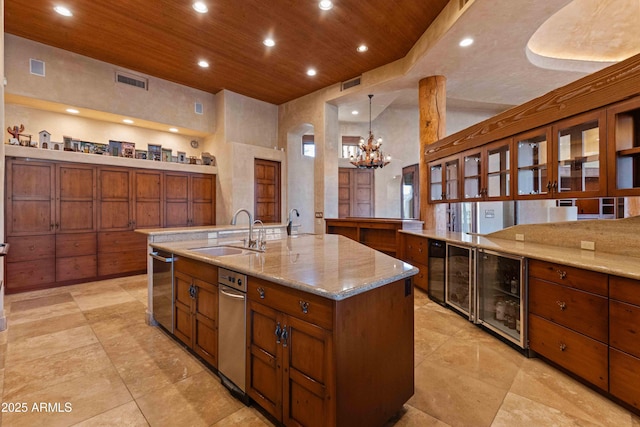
338;167;374;218
254;159;281;223
401;164;419;219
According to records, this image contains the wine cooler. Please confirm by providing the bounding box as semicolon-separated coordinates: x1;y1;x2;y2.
445;243;476;320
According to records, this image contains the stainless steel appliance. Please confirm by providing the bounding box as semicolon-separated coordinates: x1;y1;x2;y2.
427;239;446;305
476;249;527;348
151;250;175;332
446;243;476;320
218;267;248;398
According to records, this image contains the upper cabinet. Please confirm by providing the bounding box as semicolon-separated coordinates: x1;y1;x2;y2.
515;127;553;199
607;97;640;196
429;155;460;203
462;139;512;201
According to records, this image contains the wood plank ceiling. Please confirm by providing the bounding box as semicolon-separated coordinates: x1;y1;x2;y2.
4;0;449;105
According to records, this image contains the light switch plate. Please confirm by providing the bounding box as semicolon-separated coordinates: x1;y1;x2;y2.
581;240;595;251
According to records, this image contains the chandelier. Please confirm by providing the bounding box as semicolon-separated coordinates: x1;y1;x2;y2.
350;94;391;169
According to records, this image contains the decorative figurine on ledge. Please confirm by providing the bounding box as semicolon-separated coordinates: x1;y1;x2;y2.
39;130;51;149
7;124;33;146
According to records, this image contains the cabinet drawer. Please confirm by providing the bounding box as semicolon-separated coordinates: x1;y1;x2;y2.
610;300;640;358
610;275;640;306
98;250;146;276
412;262;428;291
6;235;55;262
403;234;427;264
529;259;608;296
98;231;147;253
56;233;97;258
174;257;218;283
529;277;608;342
529;314;608;391
248;276;334;330
56;255;97;282
610;348;640;411
6;258;56;292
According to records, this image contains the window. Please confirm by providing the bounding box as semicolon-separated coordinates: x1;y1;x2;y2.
302;135;315;157
341;136;361;159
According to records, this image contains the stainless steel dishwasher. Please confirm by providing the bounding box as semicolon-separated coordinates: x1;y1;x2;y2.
218;268;247;398
151;250;175;333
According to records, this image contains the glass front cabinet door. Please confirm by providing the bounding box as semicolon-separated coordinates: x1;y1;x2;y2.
463;139;512;201
607;96;640;196
515;127;552;198
429;155;460;203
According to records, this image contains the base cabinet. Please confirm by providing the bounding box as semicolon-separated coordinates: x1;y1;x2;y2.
247;275;413;427
174;258;218;367
399;233;428;291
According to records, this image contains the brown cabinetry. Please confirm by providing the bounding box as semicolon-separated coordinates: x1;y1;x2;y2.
398;233;428;291
173;257;218;367
428;154;460;202
462;138;512;201
607;96;640;195
528;259;609;391
609;275;640;410
165;172;216;227
247;275;414;427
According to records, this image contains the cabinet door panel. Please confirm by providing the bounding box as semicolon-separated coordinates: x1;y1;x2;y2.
56;233;96;258
98;168;132;230
97;250;146;276
134;171;162;228
99;201;131;230
174;273;193;346
6;258;56;292
9;201;55;235
58;163;96;233
610;348;640;410
610;300;640;358
56;255;97;282
58;201;96;232
135;202;162;228
6;235;55;262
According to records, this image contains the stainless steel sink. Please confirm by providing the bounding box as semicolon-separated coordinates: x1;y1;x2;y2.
190;246;245;257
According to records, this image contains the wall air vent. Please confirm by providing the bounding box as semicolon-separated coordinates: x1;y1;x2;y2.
341;76;361;91
30;59;45;77
195;102;203;115
115;71;148;90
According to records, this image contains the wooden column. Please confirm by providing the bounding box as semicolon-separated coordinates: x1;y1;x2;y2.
419;76;446;229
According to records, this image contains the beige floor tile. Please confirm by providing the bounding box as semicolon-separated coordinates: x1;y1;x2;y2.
119;277;150;306
71;401;149;427
211;406;275;427
384;404;451;426
414;288;430;307
8;312;88;342
408;361;508;427
71;286;137;311
5;325;99;365
509;358;634;426
492;392;604;427
3;343;112;400
415;305;467;337
9;293;75;313
136;370;243;427
413;322;450;366
7;301;82;326
82;300;147;325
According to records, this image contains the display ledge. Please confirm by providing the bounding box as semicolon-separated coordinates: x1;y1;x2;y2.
148;233;418;301
3;144;218;174
399;229;640;281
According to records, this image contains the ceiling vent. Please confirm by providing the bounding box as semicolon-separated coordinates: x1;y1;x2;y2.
115;71;148;90
341;76;361;91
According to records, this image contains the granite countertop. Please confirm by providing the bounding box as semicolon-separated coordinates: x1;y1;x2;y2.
150;233;418;301
400;229;640;281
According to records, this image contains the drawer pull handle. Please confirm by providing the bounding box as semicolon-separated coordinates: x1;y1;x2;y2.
299;300;310;314
275;322;282;344
556;301;566;311
257;287;265;299
559;343;567;351
281;325;289;347
557;270;567;280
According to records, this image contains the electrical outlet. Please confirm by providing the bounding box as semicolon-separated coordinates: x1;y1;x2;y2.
315;212;324;218
515;234;525;241
581;240;595;251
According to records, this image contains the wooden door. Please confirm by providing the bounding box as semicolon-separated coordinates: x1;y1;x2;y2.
5;159;56;236
193;278;218;367
57;163;97;233
134;170;163;228
282;315;333;427
247;300;283;420
190;174;216;226
255;159;281;223
338;168;374;218
165;172;190;227
98;167;133;230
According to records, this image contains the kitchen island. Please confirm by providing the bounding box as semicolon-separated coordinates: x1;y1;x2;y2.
139;227;418;426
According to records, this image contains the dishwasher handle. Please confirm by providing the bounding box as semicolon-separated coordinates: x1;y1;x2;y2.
220;287;245;300
150;252;175;263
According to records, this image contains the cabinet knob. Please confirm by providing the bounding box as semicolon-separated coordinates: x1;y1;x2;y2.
29;245;35;251
275;322;282;344
557;270;567;280
257;287;265;299
556;300;566;311
299;300;310;314
559;343;567;352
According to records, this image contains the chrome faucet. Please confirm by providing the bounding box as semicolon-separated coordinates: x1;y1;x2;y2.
231;208;255;249
253;219;267;251
287;208;299;236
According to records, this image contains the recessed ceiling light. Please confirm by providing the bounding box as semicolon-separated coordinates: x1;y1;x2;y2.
352;110;359;115
263;38;275;47
318;0;333;10
192;2;208;13
357;45;368;53
54;6;73;17
198;60;209;68
306;68;317;76
66;108;79;114
123;119;134;124
169;128;179;133
459;38;474;47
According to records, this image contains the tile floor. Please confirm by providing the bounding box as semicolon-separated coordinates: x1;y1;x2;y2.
0;275;638;426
